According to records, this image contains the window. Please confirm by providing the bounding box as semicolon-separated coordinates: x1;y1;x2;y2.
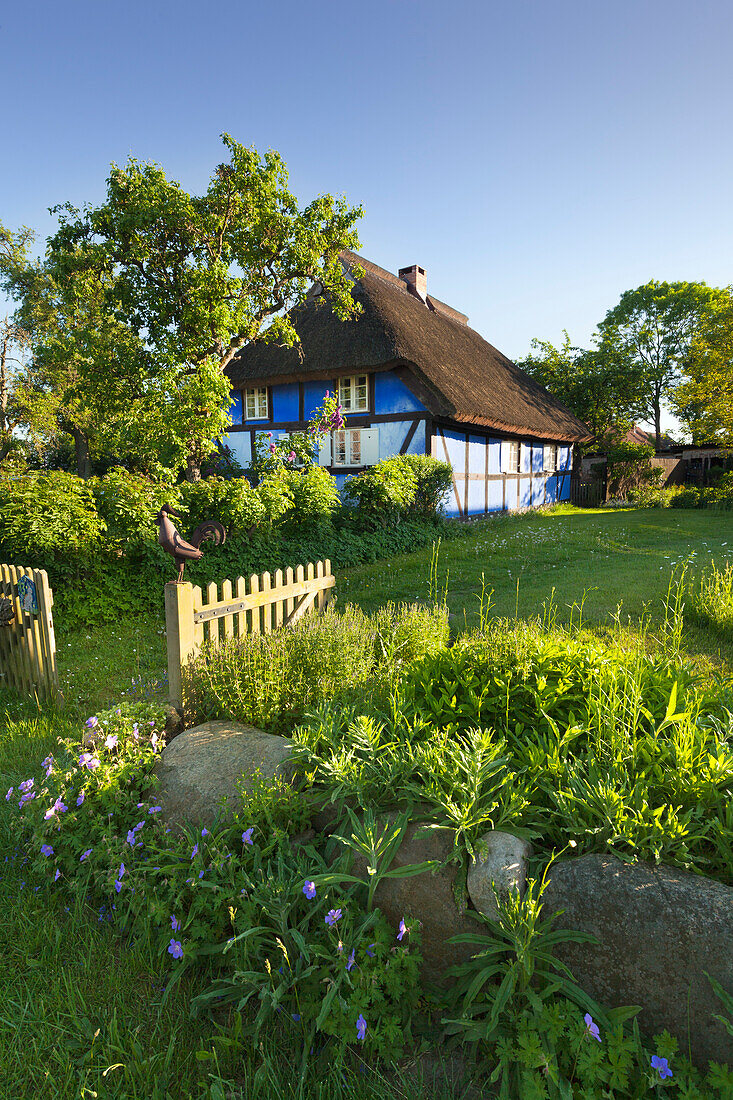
338;375;369;412
333;428;362;467
504;440;520;473
544;444;557;472
245;387;268;420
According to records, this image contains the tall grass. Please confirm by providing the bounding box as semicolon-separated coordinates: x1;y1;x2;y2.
688;559;733;635
183;602;449;730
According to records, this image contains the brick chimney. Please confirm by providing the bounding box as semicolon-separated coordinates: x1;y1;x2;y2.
398;264;427;303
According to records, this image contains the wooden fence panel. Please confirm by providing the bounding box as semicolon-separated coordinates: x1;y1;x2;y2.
0;565;61;703
166;559;336;710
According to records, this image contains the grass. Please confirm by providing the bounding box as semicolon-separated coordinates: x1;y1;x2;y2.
3;504;733;1097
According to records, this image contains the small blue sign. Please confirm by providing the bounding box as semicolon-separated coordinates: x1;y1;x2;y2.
17;577;38;615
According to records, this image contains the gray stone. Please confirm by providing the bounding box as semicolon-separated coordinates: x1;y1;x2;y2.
543;854;733;1069
351;818;483;985
149;720;294;831
467;830;531;919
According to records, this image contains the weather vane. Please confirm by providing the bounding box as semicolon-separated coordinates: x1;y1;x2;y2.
155;505;227;583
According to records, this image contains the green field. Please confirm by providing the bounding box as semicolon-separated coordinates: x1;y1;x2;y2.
2;504;733;1098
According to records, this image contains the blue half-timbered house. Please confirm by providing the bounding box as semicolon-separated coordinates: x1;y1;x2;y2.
225;252;591;516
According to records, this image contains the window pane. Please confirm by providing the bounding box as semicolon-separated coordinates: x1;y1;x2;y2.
350;429;361;465
334;430;346;465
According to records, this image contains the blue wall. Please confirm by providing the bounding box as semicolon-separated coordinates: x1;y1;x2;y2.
375;372;425;414
273;382;299;422
230;391;243;425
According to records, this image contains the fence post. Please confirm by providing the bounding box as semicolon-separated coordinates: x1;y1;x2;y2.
165;582;196;712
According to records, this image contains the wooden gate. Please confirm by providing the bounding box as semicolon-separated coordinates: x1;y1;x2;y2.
165;560;335;710
0;565;61;703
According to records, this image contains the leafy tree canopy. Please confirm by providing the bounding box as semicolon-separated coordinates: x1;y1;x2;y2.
0;135;363;479
518;330;644;445
673;292;733;444
598;280;728;449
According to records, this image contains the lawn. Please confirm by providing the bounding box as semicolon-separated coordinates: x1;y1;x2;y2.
2;504;733;1098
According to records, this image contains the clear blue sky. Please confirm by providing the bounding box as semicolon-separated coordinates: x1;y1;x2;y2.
3;0;732;433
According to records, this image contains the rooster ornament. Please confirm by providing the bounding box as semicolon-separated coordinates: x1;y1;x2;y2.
155;505;227;583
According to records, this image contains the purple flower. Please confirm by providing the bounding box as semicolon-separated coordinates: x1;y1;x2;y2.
76;790;85;806
115;708;121;716
114;879;122;893
651;1056;672;1080
241;829;253;846
365;943;376;958
584;1013;601;1042
356;1014;367;1042
168;939;183;959
191;844;198;859
85;716;98;729
54;868;61;881
325;908;342;927
44;797;67;819
288;451;296;463
397;918;407;942
19;778;34;793
198;870;204;879
347;949;356;971
80;849;92;862
5;788;12;801
18;791;36;808
269;442;276;453
118;862;126;878
78;752;99;770
149;806;161;813
201;827;208;836
40;844;54;857
104;734;118;750
291;1013;301;1021
126;830;137;846
303;880;316;899
171;914;181;932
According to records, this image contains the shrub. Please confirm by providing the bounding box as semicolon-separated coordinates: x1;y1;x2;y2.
89;467;178;547
177;476;266;536
280;464;341;531
343;457;418;524
0;469;105;556
398;454;454;517
605;441;660;497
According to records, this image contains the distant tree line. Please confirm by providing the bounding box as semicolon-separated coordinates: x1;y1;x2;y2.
517;280;733;450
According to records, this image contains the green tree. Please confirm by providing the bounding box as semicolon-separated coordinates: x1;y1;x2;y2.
673;292;733;443
598;280;728;449
518;331;643;444
1;135;363;480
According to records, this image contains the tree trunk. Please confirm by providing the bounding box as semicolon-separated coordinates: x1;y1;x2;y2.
653;401;662;452
72;427;92;479
185;452;202;482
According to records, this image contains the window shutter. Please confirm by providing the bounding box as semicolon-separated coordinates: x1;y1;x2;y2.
317;433;332;466
360;427;379;466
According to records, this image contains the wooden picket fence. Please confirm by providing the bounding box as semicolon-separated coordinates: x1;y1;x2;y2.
0;565;61;703
165;560;336;710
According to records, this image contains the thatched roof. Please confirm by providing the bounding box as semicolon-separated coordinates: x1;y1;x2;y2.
227;252;591;443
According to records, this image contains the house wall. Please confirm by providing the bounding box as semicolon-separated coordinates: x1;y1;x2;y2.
431;424;572;517
226;372;574;515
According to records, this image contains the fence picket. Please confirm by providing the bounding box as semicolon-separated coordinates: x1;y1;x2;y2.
166;560;335;709
249;574;260;634
0;563;61;703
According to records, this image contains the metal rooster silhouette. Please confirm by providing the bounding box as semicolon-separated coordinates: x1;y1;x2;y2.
155;504;227;583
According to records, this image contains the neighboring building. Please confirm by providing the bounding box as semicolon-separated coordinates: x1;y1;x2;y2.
225;252;591;517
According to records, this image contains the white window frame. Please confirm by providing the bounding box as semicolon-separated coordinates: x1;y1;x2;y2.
333;428;363;467
503;440;520;473
244;387;268;420
544;444;557;472
338;374;369;413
